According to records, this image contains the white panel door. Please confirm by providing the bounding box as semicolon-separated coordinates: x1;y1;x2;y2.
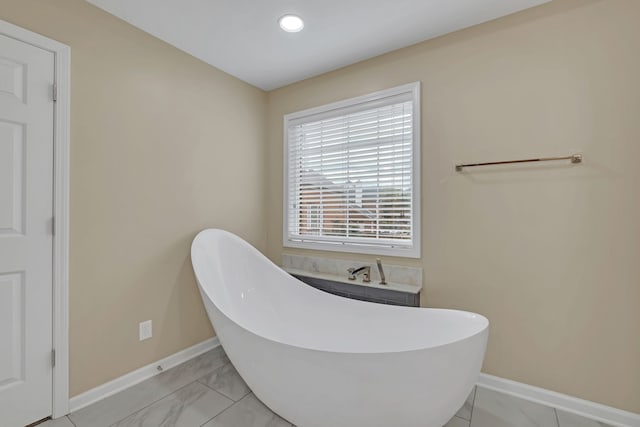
0;33;54;427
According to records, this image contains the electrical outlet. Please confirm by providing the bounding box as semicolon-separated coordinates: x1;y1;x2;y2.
139;320;152;341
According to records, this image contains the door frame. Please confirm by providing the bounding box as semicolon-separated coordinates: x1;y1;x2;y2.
0;20;71;418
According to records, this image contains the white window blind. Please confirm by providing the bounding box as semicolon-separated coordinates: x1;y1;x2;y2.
284;82;420;257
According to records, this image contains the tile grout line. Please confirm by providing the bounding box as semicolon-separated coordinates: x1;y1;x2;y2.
71;350;225;427
104;380;203;427
66;415;78;427
468;385;478;425
196;374;252;403
194;361;252;403
198;393;252;427
554;407;561;427
195;362;235;401
193;373;247;404
71;379;180;427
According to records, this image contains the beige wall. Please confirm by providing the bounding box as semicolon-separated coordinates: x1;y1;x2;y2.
266;0;640;413
0;0;267;396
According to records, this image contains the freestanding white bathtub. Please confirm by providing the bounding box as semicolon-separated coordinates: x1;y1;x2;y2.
191;229;489;427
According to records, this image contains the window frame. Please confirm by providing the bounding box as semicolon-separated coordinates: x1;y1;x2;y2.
283;82;421;258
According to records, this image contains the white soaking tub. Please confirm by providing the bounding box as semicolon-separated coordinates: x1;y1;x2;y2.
191;229;488;427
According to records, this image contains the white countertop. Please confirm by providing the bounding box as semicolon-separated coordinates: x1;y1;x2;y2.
283;266;422;295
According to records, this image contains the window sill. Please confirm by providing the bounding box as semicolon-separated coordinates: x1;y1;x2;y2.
283;239;420;259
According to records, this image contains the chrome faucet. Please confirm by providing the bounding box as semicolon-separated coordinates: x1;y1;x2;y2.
347;266;371;282
376;258;387;285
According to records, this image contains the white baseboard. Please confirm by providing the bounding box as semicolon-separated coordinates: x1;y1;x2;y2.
69;337;220;413
478;373;640;427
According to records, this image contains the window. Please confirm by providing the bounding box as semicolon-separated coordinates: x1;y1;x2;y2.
283;82;421;257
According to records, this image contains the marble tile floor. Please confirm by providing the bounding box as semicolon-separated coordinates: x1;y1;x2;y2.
40;347;615;427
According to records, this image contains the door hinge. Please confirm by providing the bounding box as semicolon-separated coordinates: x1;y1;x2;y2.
52;82;57;102
51;349;56;368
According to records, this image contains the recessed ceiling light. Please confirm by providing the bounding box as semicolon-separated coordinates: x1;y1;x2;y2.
279;14;304;33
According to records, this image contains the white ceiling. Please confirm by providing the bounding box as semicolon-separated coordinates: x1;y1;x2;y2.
86;0;551;91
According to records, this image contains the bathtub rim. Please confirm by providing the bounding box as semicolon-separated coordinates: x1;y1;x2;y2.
192;229;489;355
207;293;488;357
